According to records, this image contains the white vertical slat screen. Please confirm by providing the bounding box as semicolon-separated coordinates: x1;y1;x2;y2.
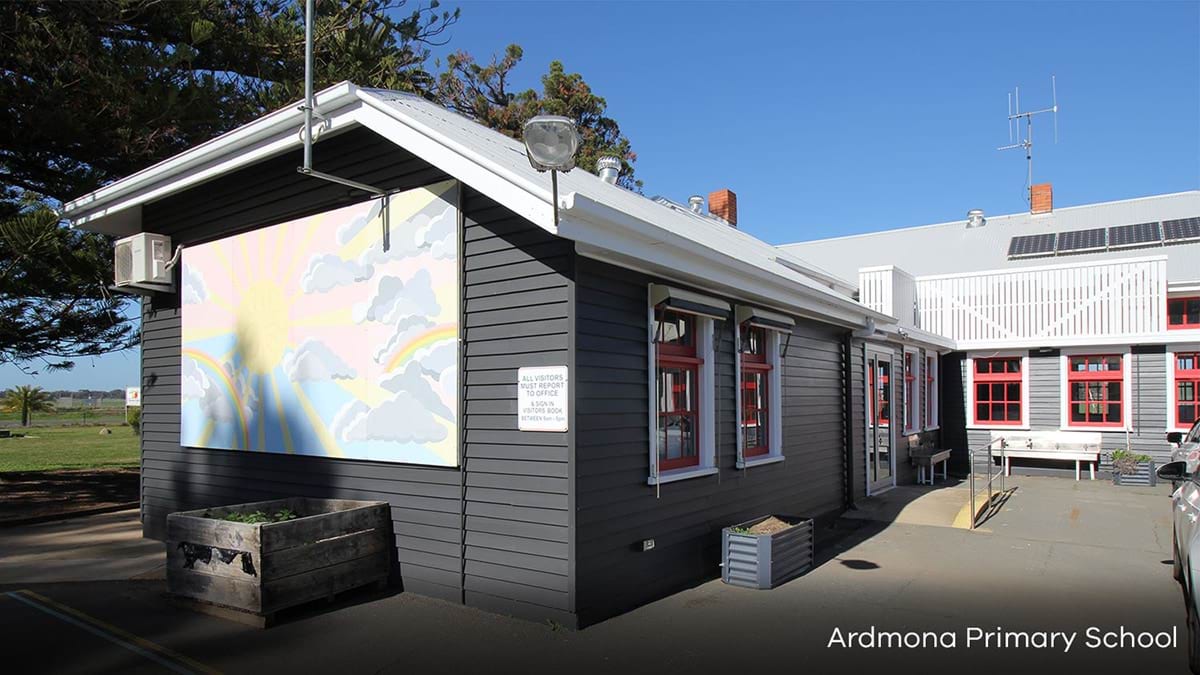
890;256;1170;347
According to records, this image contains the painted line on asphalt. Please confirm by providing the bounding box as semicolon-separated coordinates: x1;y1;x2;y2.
4;589;221;675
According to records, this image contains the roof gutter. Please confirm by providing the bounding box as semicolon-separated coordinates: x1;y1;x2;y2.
560;192;891;329
63;82;363;226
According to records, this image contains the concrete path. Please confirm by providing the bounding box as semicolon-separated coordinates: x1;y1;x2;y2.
0;478;1187;674
0;509;164;584
842;482;974;528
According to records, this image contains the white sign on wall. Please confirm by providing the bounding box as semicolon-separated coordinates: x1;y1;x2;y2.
517;366;568;432
125;387;142;407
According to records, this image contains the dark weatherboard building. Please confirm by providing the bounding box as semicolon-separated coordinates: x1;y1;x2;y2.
64;83;941;627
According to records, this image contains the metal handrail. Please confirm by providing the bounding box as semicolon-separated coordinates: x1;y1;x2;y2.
968;438;1007;530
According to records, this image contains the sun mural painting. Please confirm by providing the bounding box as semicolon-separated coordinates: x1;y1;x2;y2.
180;180;460;466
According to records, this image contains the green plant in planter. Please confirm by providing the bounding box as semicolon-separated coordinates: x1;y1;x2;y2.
1110;449;1153;475
205;508;300;524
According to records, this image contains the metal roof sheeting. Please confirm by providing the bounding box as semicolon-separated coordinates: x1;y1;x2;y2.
778;191;1200;283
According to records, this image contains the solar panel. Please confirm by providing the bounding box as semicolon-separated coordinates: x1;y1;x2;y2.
1056;227;1107;253
1008;233;1057;258
1163;217;1200;243
1108;221;1162;249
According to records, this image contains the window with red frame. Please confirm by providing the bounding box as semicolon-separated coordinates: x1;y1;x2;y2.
925;354;938;428
973;357;1022;425
1168;297;1200;329
655;309;702;470
1067;354;1123;427
1176;352;1200;429
740;325;770;458
903;352;917;431
870;362;891;427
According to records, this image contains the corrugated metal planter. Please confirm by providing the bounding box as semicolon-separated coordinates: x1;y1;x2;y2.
166;498;390;627
1112;461;1156;487
721;515;814;590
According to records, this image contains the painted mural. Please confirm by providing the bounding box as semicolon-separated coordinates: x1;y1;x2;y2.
180;180;459;466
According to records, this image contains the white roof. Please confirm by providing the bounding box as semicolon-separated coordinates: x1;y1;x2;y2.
63;82;882;329
779;190;1200;283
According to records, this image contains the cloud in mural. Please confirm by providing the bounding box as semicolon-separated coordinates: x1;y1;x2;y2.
282;339;357;382
357;199;456;264
380;361;453;421
414;340;457;405
301;254;374;293
182;357;257;425
373;316;435;363
336;198;383;245
331;391;447;444
354;269;440;324
181;266;207;305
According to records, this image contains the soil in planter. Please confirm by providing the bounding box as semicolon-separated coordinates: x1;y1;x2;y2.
746;516;794;535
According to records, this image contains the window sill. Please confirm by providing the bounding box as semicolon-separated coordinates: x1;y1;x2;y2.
647;466;719;485
737;455;784;469
923;425;941;432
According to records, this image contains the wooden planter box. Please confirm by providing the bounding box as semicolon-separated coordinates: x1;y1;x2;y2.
721;515;814;590
1112;461;1157;487
166;498;390;627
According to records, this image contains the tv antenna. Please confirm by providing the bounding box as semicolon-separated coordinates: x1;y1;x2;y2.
998;75;1059;205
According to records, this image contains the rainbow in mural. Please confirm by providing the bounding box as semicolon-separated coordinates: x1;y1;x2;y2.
180;180;460;466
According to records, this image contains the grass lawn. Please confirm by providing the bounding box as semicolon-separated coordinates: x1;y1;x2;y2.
0;426;139;473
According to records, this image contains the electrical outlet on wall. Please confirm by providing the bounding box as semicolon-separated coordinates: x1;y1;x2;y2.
642;539;655;552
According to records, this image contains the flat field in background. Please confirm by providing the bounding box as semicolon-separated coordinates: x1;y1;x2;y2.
0;426;140;472
0;398;131;428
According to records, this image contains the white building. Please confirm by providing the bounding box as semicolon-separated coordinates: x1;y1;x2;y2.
781;186;1200;475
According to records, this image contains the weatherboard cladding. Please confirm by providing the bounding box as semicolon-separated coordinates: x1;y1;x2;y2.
139;127;574;622
955;347;1170;471
572;256;849;626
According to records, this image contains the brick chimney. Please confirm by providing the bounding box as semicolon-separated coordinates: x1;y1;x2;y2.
1030;183;1053;214
708;189;737;227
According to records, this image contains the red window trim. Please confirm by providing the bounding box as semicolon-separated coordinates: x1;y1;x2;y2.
924;355;937;427
740;325;771;458
972;357;1023;426
1168;297;1200;330
871;367;891;427
903;352;917;431
1175;352;1200;430
1065;354;1124;428
655;309;703;471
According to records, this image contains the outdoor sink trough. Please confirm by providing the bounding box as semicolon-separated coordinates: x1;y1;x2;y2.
166;497;390;627
721;515;814;590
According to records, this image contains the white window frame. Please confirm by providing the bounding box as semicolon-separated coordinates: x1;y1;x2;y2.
1166;346;1200;432
736;328;785;469
647;303;718;485
901;346;920;435
1058;347;1132;432
924;353;940;431
965;350;1031;430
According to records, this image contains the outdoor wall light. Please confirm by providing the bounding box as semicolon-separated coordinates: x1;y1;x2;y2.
522;115;580;227
522;115;580;172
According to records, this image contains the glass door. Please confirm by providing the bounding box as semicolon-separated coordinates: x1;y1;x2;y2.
866;347;896;494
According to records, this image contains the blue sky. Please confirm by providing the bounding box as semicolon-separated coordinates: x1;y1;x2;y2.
4;1;1197;391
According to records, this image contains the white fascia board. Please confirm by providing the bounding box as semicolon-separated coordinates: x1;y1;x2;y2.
956;333;1169;351
65;82;362;230
561;195;887;329
352;99;555;232
876;324;957;352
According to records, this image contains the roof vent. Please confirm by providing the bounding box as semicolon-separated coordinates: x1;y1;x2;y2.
688;195;704;214
966;209;986;228
597;157;620;185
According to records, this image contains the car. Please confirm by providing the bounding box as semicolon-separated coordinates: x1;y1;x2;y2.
1159;458;1200;673
1169;419;1200;467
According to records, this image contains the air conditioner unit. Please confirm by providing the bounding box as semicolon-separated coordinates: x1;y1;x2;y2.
114;233;174;292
